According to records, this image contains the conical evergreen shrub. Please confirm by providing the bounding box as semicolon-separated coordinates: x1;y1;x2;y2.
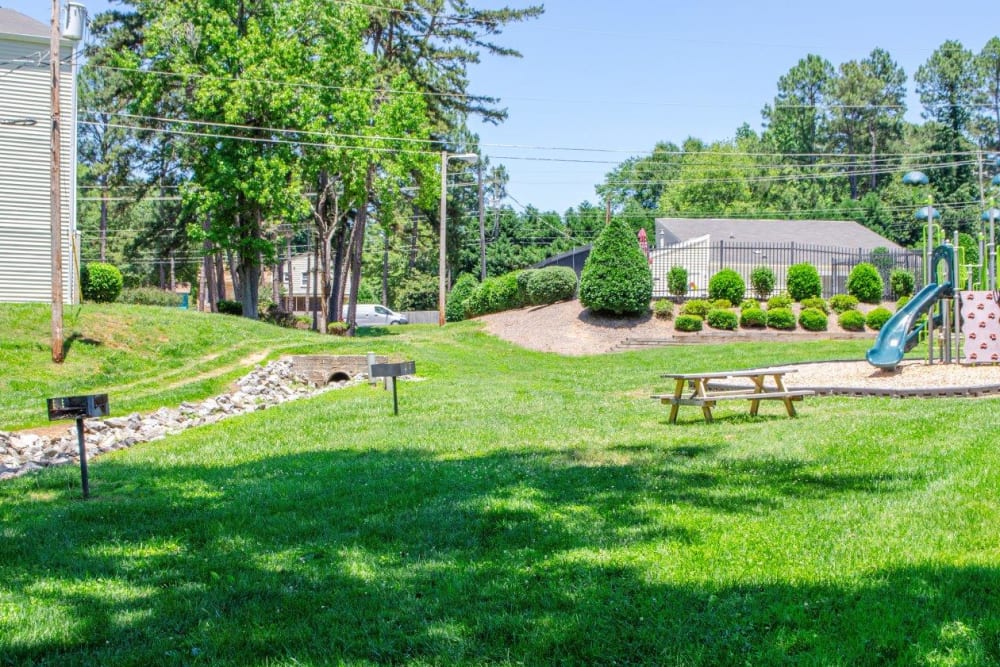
579;217;652;315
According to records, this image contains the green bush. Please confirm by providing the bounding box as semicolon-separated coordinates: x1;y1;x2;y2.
890;269;915;298
118;287;182;307
262;304;297;328
740;299;759;311
706;308;738;330
798;307;828;332
766;294;793;310
82;262;123;303
667;266;688;298
838;309;866;331
356;281;378;304
674;314;703;332
217;299;243;316
829;294;859;313
516;270;534;303
740;307;767;328
526;266;577;305
395;273;438;311
896;295;910;310
653;299;673;320
446;273;479;322
711;299;733;310
708;268;745;305
750;266;776;299
327;321;348;336
465;273;523;316
786;263;822;301
680;299;711;318
766;307;796;330
847;263;884;304
579;217;653;315
866;307;893;330
800;297;828;314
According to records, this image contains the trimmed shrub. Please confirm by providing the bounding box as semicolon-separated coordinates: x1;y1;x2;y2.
465;273;523;316
865;306;893;331
708;268;745;305
800;297;828;314
327;321;348;336
217;299;243;316
847;262;884;304
740;307;767;328
653;299;673;320
446;273;479;322
674;314;703;332
890;268;915;299
680;299;711;318
579;217;653;315
740;299;759;311
798;307;828;331
786;263;822;301
118;287;181;307
838;309;866;331
896;295;911;310
706;308;738;330
516;269;534;303
82;262;123;303
711;299;733;310
526;266;577;305
766;294;793;310
829;294;859;313
750;265;776;299
667;266;688;298
395;273;438;311
262;304;297;328
766;307;796;330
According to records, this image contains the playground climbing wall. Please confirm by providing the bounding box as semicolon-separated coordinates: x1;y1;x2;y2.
961;291;1000;364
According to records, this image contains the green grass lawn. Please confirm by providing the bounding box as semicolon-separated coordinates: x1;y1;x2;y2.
2;305;1000;665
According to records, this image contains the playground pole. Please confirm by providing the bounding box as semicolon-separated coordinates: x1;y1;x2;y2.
954;231;962;363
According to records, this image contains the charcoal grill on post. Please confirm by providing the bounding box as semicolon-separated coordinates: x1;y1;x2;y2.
46;394;108;499
369;361;415;415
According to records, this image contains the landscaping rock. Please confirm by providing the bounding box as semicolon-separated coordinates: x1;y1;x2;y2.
1;360;368;483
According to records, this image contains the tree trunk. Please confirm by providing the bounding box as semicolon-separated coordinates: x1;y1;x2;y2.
215;253;227;301
345;166;375;336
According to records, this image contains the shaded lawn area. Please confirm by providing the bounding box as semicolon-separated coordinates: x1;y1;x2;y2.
3;326;1000;665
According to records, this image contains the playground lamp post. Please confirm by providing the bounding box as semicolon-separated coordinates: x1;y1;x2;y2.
439;151;478;326
903;171;935;286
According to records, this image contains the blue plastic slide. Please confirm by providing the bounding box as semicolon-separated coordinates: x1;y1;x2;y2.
865;282;950;369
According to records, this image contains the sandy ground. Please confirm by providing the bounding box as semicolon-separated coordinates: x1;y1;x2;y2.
479;300;1000;391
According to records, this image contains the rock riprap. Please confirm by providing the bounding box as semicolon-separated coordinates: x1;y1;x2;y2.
0;359;362;482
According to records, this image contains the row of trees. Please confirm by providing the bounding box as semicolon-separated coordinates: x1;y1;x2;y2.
78;26;1000;319
78;0;540;329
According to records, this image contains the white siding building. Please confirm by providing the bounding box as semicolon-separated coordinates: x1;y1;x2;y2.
0;7;83;303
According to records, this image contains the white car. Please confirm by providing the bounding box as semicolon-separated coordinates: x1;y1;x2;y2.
343;304;409;326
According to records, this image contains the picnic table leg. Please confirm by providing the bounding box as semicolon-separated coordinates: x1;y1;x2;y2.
772;373;797;417
701;404;714;422
668;378;683;424
749;374;765;416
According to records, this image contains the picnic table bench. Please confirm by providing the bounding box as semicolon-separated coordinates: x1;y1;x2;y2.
652;368;814;423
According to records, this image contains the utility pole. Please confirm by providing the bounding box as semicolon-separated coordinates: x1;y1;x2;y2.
477;162;486;281
50;0;64;363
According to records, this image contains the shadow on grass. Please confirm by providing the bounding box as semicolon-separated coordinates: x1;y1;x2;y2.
1;445;986;665
352;326;402;338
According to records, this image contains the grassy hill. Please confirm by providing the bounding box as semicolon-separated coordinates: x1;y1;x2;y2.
3;306;1000;664
0;303;408;429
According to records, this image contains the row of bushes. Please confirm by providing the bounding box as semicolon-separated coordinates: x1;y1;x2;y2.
666;262;916;304
447;266;578;320
655;295;900;333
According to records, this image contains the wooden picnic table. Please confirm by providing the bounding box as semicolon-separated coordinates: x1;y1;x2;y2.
653;368;814;424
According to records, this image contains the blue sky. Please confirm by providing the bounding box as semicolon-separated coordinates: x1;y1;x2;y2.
7;1;1000;213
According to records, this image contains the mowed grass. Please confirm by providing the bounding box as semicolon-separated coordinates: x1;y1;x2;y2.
3;307;1000;664
0;304;402;429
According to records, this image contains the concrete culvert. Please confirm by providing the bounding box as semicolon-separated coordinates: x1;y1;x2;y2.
329;372;351;383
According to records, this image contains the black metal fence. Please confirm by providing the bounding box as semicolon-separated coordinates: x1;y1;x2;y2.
651;241;924;300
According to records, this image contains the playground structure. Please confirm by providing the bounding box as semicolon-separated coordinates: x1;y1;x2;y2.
866;241;1000;370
